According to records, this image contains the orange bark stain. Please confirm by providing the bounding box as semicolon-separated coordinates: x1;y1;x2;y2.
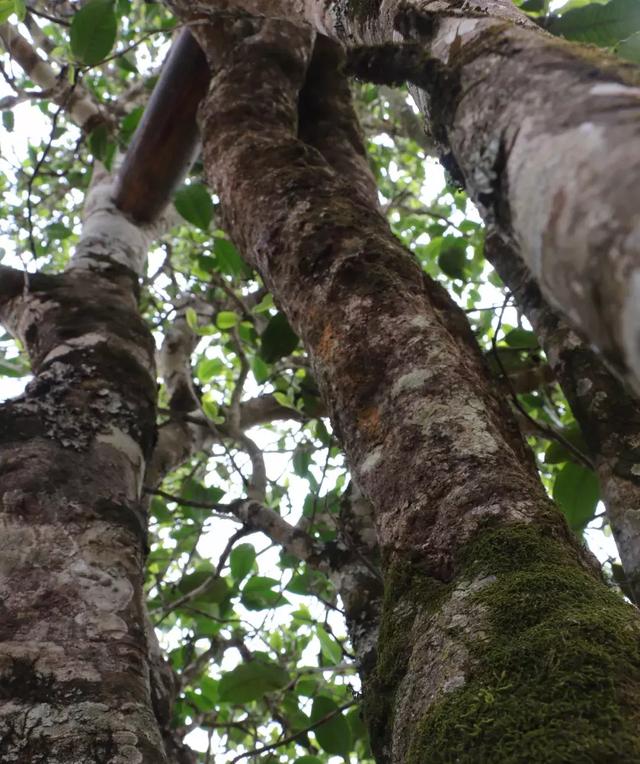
315;322;337;362
358;405;381;438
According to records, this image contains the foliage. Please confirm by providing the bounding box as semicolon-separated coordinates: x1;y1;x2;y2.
515;0;640;62
0;0;630;760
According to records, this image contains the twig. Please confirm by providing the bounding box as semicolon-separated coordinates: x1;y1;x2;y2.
491;293;594;470
229;700;356;763
26;88;71;259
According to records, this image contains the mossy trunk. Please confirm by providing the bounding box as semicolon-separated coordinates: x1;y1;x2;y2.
372;524;640;762
166;12;640;763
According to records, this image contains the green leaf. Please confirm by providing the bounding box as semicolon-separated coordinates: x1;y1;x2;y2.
0;0;16;24
216;311;239;330
549;0;640;46
181;478;224;506
88;123;110;160
230;543;256;582
544;425;588;465
196;357;225;383
287;570;312;595
437;237;468;279
70;0;118;66
260;312;299;363
273;391;298;411
2;111;14;132
503;328;538;349
194;254;216;280
201;396;221;422
13;0;25;19
252;356;269;384
116;54;138;73
314;419;332;446
617;31;640;63
213;237;251;278
347;706;369;748
310;696;352;757
520;0;545;10
120;105;144;142
553;462;600;532
293;445;312;478
175;183;213;231
218;660;289;703
486;347;530;375
46;222;73;241
0;359;26;377
173;571;229;603
253;293;275;313
242;575;287;610
185;306;199;331
294;758;323;764
316;625;342;665
199;676;219;705
559;0;608;9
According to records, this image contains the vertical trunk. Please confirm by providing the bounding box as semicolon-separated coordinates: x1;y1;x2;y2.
486;232;640;603
170;0;640;394
171;17;640;763
0;170;168;762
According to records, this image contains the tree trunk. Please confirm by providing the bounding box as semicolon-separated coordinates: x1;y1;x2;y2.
486;231;640;604
166;16;640;763
0;169;168;762
171;0;640;394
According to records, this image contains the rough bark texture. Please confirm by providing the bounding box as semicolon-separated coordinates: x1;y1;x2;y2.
166;14;640;763
171;0;640;395
485;232;640;603
0;170;169;762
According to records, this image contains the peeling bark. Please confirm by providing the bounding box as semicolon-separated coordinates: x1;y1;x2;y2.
0;171;169;762
169;0;640;394
166;16;640;762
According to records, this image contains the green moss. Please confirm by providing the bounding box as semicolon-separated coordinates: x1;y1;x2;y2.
406;527;640;763
363;558;449;756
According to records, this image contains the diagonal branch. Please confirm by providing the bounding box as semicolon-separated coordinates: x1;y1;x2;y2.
0;21;112;131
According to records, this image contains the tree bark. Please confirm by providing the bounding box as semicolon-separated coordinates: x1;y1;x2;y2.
486;231;640;604
0;169;169;762
170;0;640;395
113;30;209;223
166;15;640;763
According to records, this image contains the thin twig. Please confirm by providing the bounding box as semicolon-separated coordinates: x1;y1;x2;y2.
229;700;357;763
26;72;77;260
491;293;594;470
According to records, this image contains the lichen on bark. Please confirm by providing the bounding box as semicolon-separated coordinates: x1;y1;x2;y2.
0;174;169;762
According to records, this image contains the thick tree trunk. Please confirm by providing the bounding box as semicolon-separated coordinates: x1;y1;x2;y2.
166;15;640;763
486;232;640;604
170;0;640;394
0;170;168;762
